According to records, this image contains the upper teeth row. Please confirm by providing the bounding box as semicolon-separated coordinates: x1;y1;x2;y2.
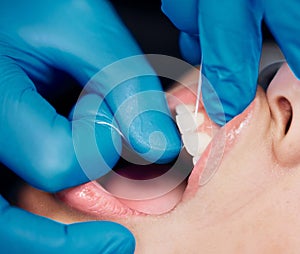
175;104;212;165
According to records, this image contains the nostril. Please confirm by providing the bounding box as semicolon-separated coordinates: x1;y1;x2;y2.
277;97;292;134
285;114;292;135
258;61;284;91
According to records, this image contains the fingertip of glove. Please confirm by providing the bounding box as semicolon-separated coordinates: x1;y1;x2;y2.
204;99;250;126
110;231;136;254
128;111;181;164
98;222;136;254
69;221;135;254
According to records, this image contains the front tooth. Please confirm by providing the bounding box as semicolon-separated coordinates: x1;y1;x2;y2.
182;132;212;156
175;104;195;115
176;112;204;134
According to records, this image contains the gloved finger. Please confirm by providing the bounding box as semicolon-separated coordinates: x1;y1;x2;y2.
71;93;122;181
179;32;201;65
0;196;135;254
0;57;121;192
264;0;300;79
83;71;181;164
49;1;181;164
161;0;199;34
199;0;263;125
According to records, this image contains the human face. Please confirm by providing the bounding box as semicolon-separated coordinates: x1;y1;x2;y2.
14;63;300;253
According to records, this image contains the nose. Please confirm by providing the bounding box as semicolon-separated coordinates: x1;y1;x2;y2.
265;62;300;167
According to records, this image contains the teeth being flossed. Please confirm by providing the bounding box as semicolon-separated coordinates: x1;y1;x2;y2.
175;103;212;165
175;104;196;115
182;132;211;156
176;113;204;133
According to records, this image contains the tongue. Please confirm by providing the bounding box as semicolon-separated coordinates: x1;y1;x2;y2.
118;183;186;215
97;159;191;215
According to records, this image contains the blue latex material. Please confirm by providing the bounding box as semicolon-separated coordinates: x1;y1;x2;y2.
0;0;181;252
162;0;300;125
0;196;134;254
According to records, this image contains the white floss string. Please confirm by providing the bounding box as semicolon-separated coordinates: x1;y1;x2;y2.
96;121;125;139
194;56;203;118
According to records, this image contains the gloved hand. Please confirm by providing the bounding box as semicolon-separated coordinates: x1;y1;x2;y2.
0;0;181;253
162;0;300;125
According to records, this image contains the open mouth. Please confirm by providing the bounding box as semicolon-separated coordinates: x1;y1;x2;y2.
57;83;254;220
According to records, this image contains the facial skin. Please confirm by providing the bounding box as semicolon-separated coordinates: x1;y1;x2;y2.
12;63;300;253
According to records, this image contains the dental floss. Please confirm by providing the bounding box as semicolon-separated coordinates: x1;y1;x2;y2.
194;57;203;117
95;121;125;139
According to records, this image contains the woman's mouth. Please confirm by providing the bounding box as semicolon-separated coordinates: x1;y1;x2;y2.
57;85;254;220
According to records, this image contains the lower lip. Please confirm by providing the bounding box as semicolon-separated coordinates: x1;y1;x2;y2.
58;102;254;219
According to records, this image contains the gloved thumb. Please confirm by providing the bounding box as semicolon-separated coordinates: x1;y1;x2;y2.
0;196;135;254
71;56;181;164
0;56;121;192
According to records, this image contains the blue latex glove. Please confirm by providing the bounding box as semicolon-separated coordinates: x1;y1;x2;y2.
162;0;300;125
0;0;181;253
